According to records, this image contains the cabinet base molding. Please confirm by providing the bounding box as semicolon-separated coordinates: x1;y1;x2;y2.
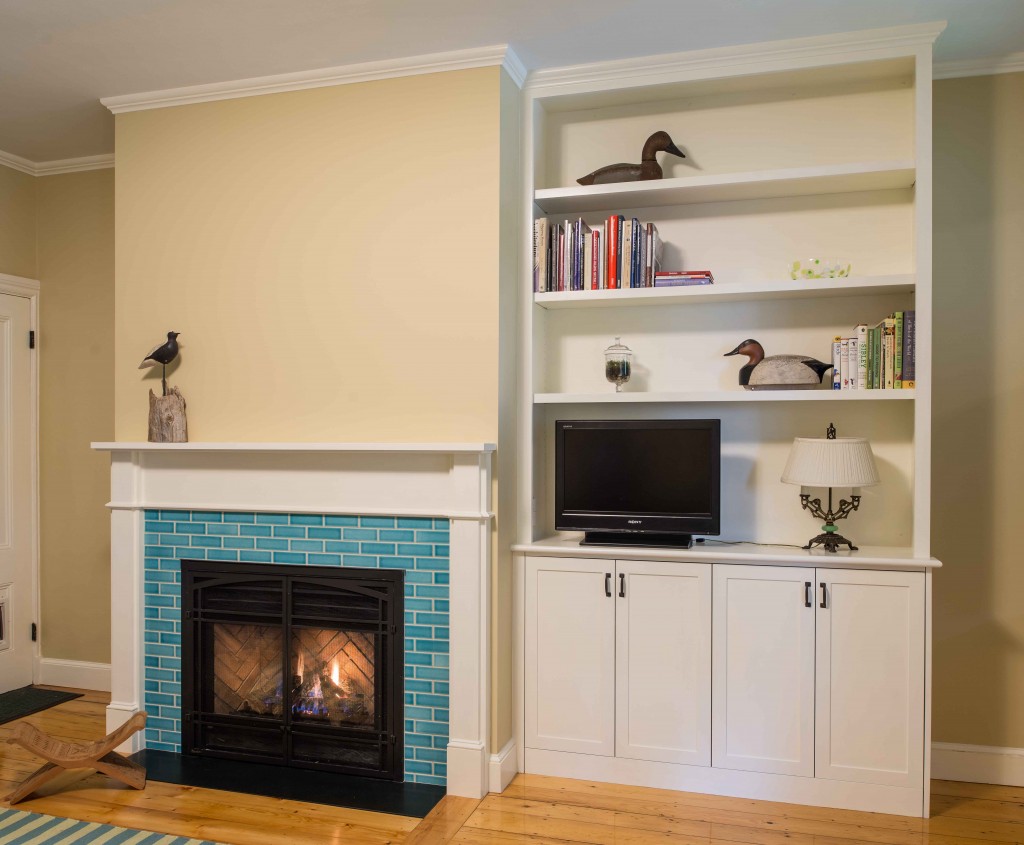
932;742;1024;787
524;748;927;817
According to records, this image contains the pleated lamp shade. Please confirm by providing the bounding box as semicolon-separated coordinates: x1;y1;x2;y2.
781;437;880;488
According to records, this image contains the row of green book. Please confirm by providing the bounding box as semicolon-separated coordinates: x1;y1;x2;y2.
832;311;915;390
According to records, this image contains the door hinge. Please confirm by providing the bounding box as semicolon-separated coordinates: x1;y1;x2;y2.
30;622;37;642
28;331;35;349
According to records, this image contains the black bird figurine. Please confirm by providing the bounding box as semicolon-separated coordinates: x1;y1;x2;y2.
724;338;833;390
576;130;686;185
139;331;180;396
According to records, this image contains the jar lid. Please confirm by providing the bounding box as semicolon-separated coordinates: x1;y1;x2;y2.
604;336;632;355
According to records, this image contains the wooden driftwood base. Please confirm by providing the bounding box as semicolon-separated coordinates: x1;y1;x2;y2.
148;386;188;443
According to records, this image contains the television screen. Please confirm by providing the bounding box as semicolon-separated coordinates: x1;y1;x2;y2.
556;419;720;547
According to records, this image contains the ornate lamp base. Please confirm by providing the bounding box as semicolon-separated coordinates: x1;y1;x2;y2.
798;493;862;554
803;523;858;553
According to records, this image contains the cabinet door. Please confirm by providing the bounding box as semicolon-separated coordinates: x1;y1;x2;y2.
616;560;711;765
713;564;816;776
816;569;925;787
525;556;616;755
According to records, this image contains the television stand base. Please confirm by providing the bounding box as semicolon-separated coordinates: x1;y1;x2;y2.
580;532;694;549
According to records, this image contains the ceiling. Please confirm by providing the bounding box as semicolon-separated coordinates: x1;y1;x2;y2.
1;0;1022;162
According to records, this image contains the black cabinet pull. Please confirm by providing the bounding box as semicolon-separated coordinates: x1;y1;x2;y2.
605;573;612;597
618;573;626;598
820;582;827;609
804;582;812;608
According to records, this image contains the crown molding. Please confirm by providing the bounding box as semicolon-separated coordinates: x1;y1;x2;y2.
525;21;947;93
501;47;527;88
934;51;1024;80
0;150;113;177
102;44;525;114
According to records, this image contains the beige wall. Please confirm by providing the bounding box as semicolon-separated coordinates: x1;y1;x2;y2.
932;72;1024;747
0;163;37;278
115;67;502;443
36;169;115;663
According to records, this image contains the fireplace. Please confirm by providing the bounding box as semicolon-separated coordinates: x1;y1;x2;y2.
181;560;404;780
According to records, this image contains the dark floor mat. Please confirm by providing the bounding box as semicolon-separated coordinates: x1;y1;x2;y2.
0;685;82;725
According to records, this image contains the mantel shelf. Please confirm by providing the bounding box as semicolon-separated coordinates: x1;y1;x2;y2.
533;160;916;214
91;442;497;453
535;390;914;404
535;274;915;309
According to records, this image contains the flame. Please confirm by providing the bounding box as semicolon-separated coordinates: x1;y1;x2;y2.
330;659;340;687
296;652;304;680
309;675;323;700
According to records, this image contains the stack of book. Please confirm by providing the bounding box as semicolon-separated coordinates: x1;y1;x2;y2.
532;215;665;292
654;270;714;287
832;311;916;390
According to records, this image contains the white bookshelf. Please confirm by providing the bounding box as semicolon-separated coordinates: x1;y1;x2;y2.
534;389;915;404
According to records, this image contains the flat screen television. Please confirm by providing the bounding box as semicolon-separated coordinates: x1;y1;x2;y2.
555;419;721;548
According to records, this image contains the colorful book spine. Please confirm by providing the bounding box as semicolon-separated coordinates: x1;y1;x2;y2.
840;338;851;389
854;324;868;389
832;337;842;390
872;325;882;389
606;215;620;289
893;311;904;389
880;317;896;389
847;336;859;390
902;310;916;387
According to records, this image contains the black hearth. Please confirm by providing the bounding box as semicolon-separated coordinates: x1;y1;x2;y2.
181;560;403;780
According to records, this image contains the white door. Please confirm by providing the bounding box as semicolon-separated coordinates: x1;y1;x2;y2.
713;564;815;776
525;556;615;756
0;293;35;693
616;559;710;766
816;569;925;787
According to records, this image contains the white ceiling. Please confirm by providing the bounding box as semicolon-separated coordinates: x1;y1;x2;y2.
1;0;1022;162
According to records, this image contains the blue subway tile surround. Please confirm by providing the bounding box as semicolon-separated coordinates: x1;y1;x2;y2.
143;510;449;786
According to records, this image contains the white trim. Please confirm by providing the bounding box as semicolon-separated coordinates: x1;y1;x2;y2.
489;738;517;793
92;441;495;453
501;48;528;88
935;52;1024;80
0;273;41;296
932;742;1024;786
102;45;522;114
105;502;493;520
0;152;113;177
524;22;946;92
35;155;114;176
0;150;36;176
36;658;111;692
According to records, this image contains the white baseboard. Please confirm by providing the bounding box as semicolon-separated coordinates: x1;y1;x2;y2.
36;658;111;692
489;738;517;793
932;742;1024;786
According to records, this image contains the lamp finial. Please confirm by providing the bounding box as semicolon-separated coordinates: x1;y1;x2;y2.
826;422;836;440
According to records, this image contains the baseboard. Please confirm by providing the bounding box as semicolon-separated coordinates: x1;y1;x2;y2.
932;742;1024;786
489;739;517;793
36;657;111;692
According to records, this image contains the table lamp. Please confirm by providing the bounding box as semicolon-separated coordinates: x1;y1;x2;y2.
781;422;880;553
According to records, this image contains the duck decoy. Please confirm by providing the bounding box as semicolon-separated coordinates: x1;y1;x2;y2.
724;338;833;390
139;331;180;396
576;130;686;185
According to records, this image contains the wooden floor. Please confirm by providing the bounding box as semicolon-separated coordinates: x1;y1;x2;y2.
3;691;1024;845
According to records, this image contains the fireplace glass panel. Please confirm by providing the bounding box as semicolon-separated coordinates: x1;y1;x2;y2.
211;623;284;718
291;627;377;728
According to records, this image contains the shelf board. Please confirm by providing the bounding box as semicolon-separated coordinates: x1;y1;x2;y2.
534;389;915;404
533;160;915;214
534;274;915;309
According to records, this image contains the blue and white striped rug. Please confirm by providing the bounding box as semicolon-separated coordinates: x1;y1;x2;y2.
0;809;223;844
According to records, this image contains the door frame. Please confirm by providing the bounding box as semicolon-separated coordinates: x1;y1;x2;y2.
0;272;40;684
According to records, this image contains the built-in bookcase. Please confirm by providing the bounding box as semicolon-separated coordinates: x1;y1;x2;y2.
517;26;940;557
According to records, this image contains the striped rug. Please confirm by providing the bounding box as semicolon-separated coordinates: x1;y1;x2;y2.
0;809;222;844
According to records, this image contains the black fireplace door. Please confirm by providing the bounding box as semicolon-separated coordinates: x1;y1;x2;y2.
181;560;403;780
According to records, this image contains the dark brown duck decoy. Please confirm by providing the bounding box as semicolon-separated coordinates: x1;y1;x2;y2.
576;130;686;185
724;338;833;390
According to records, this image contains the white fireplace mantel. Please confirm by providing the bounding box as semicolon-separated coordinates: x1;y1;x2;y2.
93;441;495;798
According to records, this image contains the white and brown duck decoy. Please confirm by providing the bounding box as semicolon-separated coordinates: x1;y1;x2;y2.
576;130;686;185
724;338;833;390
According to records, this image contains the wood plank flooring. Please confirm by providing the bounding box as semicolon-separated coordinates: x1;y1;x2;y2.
3;689;1023;844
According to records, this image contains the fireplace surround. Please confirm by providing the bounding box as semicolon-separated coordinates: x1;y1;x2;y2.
93;442;499;798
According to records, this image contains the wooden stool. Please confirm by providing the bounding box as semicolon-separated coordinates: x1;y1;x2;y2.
5;712;148;804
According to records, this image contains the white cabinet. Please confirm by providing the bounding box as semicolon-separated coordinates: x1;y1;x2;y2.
525;556;711;764
616;560;711;766
712;564;816;776
525;556;616;755
816;569;925;787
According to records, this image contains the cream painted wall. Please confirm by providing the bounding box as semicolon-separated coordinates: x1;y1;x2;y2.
114;67;502;443
0;163;37;278
932;72;1024;748
36;169;115;664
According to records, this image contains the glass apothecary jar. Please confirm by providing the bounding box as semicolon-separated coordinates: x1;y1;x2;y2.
604;337;633;393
